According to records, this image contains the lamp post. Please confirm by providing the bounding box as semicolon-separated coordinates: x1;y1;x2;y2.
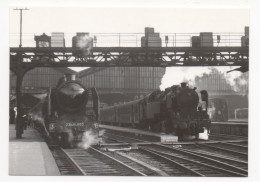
13;8;29;138
13;8;29;48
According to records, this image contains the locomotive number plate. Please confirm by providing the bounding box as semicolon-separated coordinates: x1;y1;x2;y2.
65;122;84;127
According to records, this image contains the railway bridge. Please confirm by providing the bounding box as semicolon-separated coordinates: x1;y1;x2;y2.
10;30;249;138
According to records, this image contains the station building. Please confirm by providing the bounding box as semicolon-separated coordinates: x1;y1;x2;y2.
194;70;248;118
10;67;166;107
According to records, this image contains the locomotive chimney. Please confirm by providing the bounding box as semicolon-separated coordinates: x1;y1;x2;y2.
65;73;76;81
181;82;187;88
71;74;76;81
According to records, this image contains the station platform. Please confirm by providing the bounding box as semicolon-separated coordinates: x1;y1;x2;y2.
228;119;248;123
9;124;60;175
211;122;248;136
99;124;178;144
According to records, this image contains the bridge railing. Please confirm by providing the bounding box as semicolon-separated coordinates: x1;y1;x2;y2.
9;32;244;47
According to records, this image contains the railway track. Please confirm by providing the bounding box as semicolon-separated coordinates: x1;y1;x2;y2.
103;149;169;176
201;142;248;154
61;147;147;176
102;132;248;176
48;145;85;175
140;144;247;177
209;134;248;141
170;145;248;170
49;130;248;176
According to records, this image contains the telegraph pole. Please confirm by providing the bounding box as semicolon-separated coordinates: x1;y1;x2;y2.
13;8;29;48
13;8;29;138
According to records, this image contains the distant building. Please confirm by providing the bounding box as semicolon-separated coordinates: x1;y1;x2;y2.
194;70;248;118
10;67;165;106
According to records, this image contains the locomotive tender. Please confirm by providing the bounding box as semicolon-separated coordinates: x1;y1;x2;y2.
100;83;210;137
29;74;100;146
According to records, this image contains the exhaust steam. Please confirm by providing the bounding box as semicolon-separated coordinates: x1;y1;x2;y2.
77;129;105;149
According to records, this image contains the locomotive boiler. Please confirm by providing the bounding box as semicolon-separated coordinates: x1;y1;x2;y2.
100;83;210;137
29;74;100;146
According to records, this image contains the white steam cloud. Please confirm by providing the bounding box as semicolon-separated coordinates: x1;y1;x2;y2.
77;35;93;56
77;129;105;149
198;128;209;140
160;66;248;95
160;67;212;90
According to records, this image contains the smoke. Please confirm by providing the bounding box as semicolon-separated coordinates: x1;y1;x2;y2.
233;72;249;94
77;129;105;149
160;66;248;95
160;67;212;90
76;35;93;56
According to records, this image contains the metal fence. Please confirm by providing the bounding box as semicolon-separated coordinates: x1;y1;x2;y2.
9;32;245;47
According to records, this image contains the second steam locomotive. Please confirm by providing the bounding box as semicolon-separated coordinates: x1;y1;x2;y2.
100;83;210;137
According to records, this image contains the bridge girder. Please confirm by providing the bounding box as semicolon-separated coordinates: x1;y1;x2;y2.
10;47;249;68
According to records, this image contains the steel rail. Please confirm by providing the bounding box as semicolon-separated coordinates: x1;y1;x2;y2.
171;146;248;166
139;148;204;176
156;144;248;174
210;133;248;139
210;135;248;142
60;148;87;175
116;152;169;176
225;142;248;149
154;144;248;175
142;147;247;177
89;147;147;176
198;143;248;156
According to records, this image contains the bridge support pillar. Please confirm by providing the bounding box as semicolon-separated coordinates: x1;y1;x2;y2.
15;67;25;139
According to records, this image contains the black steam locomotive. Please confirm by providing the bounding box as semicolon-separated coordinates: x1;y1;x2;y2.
28;74;100;146
100;83;210;137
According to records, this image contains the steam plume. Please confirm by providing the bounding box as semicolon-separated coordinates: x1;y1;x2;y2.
77;35;93;56
77;129;105;149
160;66;248;96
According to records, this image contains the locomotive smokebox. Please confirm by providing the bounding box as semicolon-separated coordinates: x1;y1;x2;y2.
181;82;187;88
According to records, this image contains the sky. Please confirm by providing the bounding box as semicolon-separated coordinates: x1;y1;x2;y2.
9;7;249;47
9;7;249;34
9;7;250;89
